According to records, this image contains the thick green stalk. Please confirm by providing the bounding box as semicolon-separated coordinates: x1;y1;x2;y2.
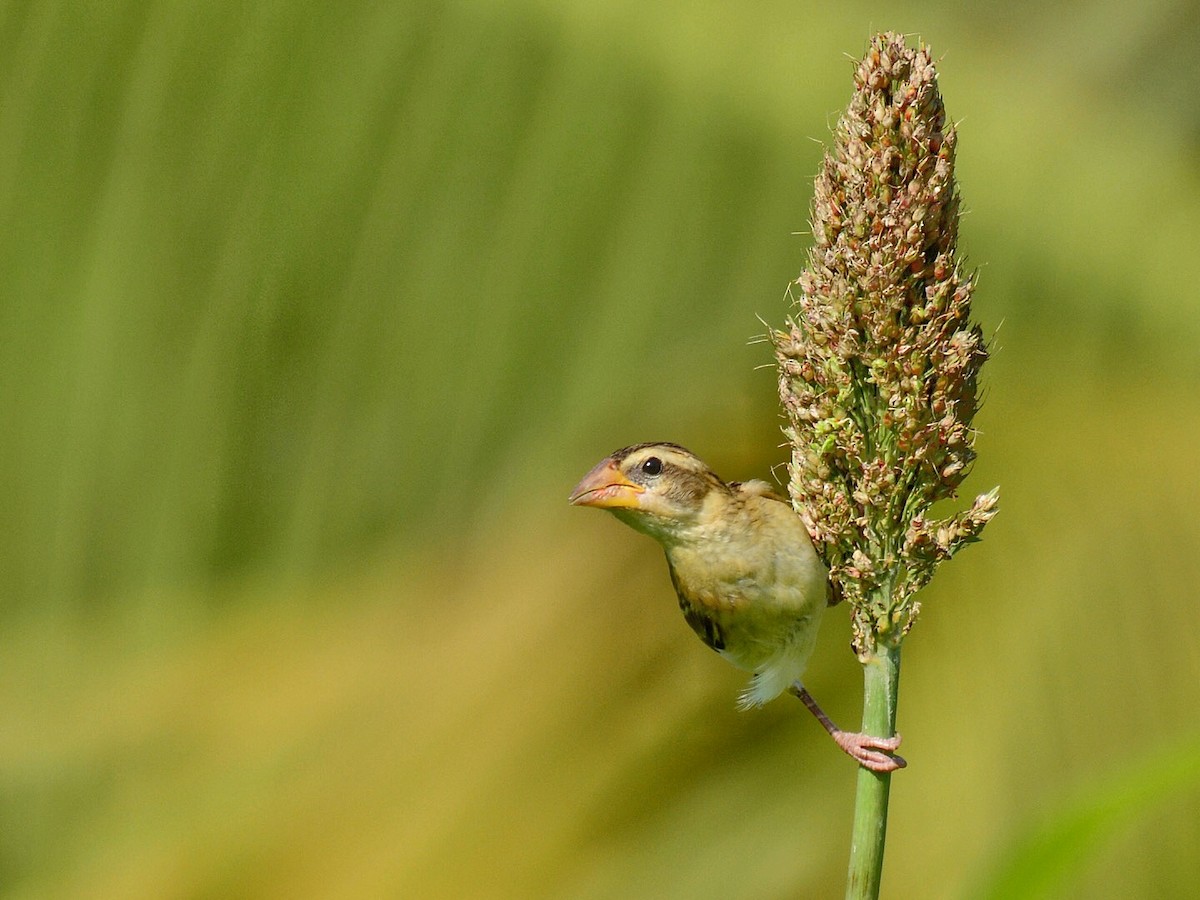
845;643;902;900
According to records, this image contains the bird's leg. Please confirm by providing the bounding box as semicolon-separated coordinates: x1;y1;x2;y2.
789;683;906;772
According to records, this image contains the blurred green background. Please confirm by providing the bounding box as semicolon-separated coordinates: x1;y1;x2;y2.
3;1;1199;897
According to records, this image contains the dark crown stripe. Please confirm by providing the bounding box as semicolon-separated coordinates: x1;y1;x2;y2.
609;441;692;463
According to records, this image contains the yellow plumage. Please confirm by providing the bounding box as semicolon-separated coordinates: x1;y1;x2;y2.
570;442;903;771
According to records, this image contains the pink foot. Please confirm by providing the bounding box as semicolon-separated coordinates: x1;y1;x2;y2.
832;730;906;772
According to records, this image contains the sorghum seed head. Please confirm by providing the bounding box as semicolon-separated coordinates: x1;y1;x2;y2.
775;33;997;654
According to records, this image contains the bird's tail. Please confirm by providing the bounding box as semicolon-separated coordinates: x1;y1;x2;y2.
736;669;790;710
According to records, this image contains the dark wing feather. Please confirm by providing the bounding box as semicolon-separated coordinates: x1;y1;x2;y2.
667;559;725;652
827;577;843;607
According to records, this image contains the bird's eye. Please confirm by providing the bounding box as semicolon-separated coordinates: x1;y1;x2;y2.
641;456;663;476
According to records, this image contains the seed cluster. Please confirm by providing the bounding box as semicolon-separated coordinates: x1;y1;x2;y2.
775;33;998;655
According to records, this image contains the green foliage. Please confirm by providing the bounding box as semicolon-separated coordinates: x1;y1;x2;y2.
975;735;1200;900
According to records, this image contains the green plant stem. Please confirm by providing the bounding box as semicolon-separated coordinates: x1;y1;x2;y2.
845;643;902;900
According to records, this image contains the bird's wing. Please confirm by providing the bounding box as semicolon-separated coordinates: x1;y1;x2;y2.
667;558;726;652
735;480;843;607
732;479;787;503
827;577;844;607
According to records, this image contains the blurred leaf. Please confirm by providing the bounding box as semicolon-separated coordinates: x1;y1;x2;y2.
973;734;1200;900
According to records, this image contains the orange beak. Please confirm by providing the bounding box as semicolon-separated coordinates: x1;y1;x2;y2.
569;458;645;509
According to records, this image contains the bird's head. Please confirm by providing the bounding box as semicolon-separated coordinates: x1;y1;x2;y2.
569;443;727;543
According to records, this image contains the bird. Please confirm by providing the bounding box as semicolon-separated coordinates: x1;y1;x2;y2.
569;442;904;772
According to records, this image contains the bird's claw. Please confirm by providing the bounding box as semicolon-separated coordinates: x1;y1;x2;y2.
833;730;906;772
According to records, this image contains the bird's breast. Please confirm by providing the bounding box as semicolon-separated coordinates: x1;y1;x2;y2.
667;548;825;667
